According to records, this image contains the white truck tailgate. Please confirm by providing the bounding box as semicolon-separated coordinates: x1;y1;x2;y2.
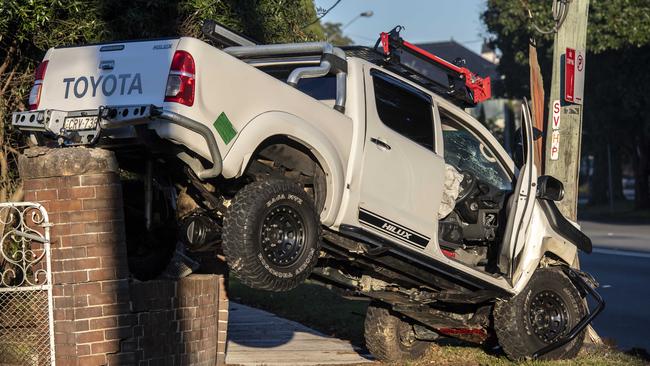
39;38;181;110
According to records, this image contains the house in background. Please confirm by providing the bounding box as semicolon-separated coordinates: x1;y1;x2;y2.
403;40;518;154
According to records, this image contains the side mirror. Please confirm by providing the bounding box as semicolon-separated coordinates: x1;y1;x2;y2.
537;176;564;201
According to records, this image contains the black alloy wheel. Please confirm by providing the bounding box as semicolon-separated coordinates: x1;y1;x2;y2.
528;290;570;344
222;179;321;292
260;205;307;268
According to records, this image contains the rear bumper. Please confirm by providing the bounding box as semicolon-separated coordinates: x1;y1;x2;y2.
12;105;222;179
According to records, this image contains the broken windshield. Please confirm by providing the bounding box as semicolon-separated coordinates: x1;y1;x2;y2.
440;110;512;191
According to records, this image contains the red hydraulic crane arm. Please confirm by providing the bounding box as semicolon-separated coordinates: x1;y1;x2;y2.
379;30;491;104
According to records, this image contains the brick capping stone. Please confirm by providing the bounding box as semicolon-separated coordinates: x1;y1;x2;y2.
17;147;228;366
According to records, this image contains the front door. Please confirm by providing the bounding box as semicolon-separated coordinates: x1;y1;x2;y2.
357;68;445;252
497;100;537;278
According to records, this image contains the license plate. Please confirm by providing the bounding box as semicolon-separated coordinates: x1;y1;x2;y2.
63;116;98;131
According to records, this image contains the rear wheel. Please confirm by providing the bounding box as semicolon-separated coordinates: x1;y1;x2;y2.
493;267;586;360
222;179;320;291
364;302;429;362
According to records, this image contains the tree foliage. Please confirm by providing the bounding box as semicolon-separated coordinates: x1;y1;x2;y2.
322;22;354;46
482;0;650;208
0;0;324;202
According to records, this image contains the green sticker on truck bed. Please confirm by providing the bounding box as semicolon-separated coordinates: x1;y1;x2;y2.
213;112;237;144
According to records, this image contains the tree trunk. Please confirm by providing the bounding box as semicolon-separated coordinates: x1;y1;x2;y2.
633;133;650;209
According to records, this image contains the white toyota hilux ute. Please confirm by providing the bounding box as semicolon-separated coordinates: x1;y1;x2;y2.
13;24;603;362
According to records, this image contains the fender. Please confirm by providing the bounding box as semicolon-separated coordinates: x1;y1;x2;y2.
222;111;346;226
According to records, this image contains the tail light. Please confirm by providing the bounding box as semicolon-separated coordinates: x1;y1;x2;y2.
165;51;195;106
28;61;49;110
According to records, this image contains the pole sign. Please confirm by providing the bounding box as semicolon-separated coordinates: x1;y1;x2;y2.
550;130;561;160
565;48;585;104
552;100;561;129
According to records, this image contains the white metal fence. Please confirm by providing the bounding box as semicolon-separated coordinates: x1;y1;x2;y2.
0;202;54;366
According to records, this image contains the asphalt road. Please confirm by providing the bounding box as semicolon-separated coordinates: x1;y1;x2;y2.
579;220;650;351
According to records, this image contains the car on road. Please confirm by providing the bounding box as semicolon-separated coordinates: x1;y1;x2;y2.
12;23;603;362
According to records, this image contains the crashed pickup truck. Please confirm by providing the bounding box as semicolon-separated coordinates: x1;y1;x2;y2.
13;23;603;362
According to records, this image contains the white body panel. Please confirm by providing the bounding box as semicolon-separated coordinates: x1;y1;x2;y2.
30;37;583;295
39;39;180;110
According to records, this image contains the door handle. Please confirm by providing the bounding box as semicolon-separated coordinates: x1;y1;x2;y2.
370;137;391;151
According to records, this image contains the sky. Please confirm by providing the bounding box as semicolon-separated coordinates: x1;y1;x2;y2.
313;0;488;54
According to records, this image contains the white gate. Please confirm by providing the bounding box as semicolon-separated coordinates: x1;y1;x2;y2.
0;202;55;366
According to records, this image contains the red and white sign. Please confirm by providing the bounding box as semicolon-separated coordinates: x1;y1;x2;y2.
550;130;561;161
565;48;585;104
552;100;561;130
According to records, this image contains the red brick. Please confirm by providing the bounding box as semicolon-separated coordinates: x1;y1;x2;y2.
59;186;95;200
53;272;75;284
88;293;116;306
75;282;102;295
70;222;85;235
88;268;117;282
102;303;130;316
75;319;90;332
51;199;82;213
74;295;89;307
96;208;124;221
84;221;113;234
23;179;46;191
80;174;113;186
90;340;120;354
61;233;98;247
82;198;114;210
72;270;89;283
52;223;71;237
104;327;132;340
95;185;121;199
76;344;91;356
78;354;107;366
74;306;103;320
36;189;58;201
24;190;36;201
68;210;98;223
76;330;104;344
89;317;118;331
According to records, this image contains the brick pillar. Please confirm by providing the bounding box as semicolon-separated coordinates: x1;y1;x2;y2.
19;147;228;366
21;147;129;366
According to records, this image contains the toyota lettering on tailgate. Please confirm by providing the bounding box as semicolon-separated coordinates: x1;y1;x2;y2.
63;73;143;99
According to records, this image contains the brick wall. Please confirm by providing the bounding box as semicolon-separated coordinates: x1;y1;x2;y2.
19;147;228;366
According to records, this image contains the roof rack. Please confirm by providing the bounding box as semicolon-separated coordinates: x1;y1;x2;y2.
370;26;491;106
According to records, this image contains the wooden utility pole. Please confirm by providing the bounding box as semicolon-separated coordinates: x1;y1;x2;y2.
543;0;590;221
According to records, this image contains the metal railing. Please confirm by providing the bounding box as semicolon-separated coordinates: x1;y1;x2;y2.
0;202;54;366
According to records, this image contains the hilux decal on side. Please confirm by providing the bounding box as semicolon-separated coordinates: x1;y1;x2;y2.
358;208;430;248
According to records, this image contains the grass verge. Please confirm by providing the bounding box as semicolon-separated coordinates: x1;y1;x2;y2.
228;277;649;365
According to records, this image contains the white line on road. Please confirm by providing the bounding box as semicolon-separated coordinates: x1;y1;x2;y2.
592;248;650;259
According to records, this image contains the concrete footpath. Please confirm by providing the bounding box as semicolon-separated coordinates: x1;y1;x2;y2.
225;303;373;366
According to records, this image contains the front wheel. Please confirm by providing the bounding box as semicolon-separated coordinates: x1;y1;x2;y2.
364;302;430;362
493;267;587;360
222;179;321;291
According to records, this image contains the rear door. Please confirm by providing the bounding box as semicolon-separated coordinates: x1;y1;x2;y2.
357;68;445;252
497;100;537;278
39;38;180;110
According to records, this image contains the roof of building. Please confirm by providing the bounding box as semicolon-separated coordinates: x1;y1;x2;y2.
414;40;500;82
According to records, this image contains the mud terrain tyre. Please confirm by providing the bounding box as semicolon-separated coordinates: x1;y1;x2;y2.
494;267;586;360
222;179;320;291
364;302;429;362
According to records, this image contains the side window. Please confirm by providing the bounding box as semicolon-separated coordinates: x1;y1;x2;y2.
371;72;434;151
440;108;513;191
